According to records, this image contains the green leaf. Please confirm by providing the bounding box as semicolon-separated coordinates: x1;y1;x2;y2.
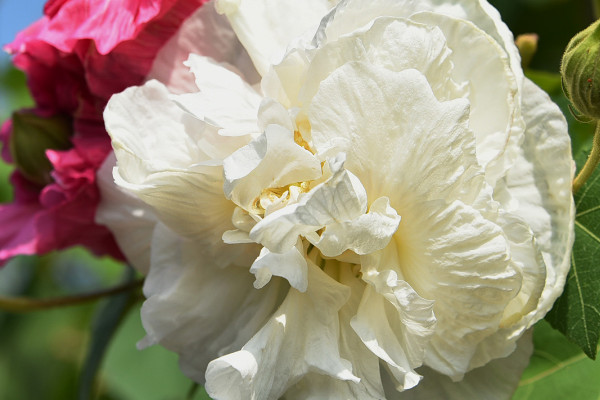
10;110;72;185
545;152;600;359
513;320;600;399
100;301;212;400
78;268;137;400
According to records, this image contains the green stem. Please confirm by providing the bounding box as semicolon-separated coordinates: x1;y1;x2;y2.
0;278;144;313
574;121;600;193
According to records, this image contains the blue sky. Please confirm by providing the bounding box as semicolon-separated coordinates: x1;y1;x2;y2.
0;0;46;64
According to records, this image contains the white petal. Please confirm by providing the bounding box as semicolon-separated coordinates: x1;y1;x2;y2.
215;0;338;76
256;98;294;132
106;80;220;171
104;80;244;264
410;12;520;180
205;262;356;400
287;265;387;400
384;199;520;378
309;63;483;206
316;196;401;257
223;124;322;210
501;79;575;326
249;153;367;253
138;223;278;382
393;329;533;400
300;17;463;108
178;54;263;136
261;48;311;108
463;209;546;370
249;241;308;292
315;0;522;90
147;2;260;94
95;153;158;274
351;270;436;391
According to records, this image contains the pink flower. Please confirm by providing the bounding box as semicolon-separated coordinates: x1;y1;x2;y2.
0;0;207;264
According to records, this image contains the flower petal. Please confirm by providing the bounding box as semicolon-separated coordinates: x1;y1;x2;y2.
316;196;401;257
105;80;245;265
315;0;522;89
139;223;278;382
147;1;260;94
205;261;357;399
299;17;463;108
249;241;308;292
249;153;367;253
177;53;262;136
500;79;575;324
285;265;386;400
95;153;158;274
410;11;521;181
309;63;483;206
394;329;533;400
352;269;436;391
382;198;520;378
215;0;337;76
223;124;322;211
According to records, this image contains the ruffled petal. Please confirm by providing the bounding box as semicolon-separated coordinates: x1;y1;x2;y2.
249;241;308;292
396;329;533;400
139;223;276;382
352;269;436;391
463;209;547;370
223;124;321;211
385;198;520;378
284;265;386;400
500;78;575;325
410;12;521;182
147;1;260;94
215;0;337;76
23;0;201;55
95;153;158;274
177;54;262;136
298;17;463;108
316;196;400;257
249;153;368;253
105;80;245;265
205;261;356;400
309;63;483;206
314;0;522;89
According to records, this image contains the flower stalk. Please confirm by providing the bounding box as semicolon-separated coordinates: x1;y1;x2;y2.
0;278;144;313
574;121;600;192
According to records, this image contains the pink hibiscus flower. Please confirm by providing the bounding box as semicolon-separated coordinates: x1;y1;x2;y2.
0;0;207;264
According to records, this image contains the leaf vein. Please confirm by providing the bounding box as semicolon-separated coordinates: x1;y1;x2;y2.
575;220;600;244
576;169;600;208
576;204;600;217
518;345;600;387
570;252;593;354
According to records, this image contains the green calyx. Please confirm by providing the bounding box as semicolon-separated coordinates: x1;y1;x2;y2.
9;110;73;186
561;18;600;120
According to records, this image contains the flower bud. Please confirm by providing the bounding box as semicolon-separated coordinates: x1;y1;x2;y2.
561;19;600;119
9;111;72;185
516;33;538;69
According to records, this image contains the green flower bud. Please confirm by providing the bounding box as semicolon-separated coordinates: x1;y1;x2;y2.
9;111;72;185
561;19;600;120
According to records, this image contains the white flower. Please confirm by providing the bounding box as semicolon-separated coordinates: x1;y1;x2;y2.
97;0;575;399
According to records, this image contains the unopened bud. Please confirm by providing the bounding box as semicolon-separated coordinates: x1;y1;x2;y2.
561;19;600;120
516;33;538;69
9;110;72;185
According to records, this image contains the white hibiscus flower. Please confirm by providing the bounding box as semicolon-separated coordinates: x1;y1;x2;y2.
97;0;575;399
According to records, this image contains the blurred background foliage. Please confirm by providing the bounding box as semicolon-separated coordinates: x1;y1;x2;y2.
0;0;598;399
